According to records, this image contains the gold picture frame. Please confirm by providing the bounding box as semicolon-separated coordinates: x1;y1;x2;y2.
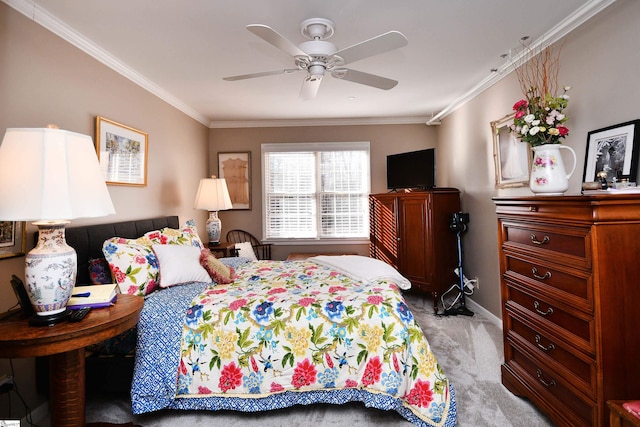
218;152;251;210
95;116;148;186
491;113;531;188
0;221;26;259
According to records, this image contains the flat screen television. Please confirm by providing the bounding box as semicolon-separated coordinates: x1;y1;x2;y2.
386;148;436;190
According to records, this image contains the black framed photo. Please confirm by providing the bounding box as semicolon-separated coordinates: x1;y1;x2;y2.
583;120;640;183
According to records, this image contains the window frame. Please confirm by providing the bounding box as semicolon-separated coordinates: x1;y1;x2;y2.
261;142;371;245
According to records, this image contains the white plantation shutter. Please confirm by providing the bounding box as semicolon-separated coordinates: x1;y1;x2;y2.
263;142;370;240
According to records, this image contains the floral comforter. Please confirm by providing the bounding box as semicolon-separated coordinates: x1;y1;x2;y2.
131;259;456;427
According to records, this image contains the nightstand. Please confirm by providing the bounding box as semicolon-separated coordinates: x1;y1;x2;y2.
0;294;143;427
207;241;238;257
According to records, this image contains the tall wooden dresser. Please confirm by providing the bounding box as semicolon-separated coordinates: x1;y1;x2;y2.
370;188;460;312
494;195;640;427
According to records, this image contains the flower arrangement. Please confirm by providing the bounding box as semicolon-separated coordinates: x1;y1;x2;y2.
509;44;571;147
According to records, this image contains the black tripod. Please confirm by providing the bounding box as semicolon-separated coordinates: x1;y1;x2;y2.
445;212;474;317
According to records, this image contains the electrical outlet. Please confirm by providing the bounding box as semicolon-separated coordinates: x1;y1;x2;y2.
473;277;479;289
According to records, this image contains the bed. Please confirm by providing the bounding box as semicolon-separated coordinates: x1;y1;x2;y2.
67;216;457;427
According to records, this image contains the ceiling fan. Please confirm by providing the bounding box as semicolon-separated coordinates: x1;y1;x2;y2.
223;18;408;100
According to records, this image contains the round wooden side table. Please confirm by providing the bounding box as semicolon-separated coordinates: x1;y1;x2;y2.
0;294;143;427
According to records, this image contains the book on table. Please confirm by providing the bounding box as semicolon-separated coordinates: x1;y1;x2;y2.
67;283;118;309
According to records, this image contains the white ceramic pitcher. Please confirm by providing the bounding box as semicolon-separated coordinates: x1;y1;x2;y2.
529;144;577;195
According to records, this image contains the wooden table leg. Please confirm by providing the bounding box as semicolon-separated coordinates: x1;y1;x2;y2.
49;347;85;427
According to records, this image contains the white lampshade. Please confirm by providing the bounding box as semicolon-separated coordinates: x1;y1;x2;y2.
194;177;233;211
0;127;115;324
0;127;115;221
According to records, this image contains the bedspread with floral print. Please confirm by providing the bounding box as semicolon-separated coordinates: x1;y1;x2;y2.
174;260;455;426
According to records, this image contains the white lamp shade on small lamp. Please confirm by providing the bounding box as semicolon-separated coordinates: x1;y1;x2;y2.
0;127;115;323
194;176;233;245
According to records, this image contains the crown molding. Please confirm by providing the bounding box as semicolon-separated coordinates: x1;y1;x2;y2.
425;0;619;125
4;0;210;126
209;116;429;128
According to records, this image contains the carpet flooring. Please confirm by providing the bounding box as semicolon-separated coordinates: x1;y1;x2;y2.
71;294;552;426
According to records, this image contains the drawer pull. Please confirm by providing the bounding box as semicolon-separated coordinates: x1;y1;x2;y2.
535;334;555;352
536;369;556;387
533;301;554;316
530;234;550;245
531;267;551;280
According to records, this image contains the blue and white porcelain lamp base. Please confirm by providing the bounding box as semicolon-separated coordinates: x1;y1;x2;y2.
206;211;222;246
26;221;77;324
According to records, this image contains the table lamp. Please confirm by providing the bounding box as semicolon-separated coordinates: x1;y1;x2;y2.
0;126;115;326
194;176;232;245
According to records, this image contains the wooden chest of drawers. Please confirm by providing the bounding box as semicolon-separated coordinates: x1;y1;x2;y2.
494;195;640;427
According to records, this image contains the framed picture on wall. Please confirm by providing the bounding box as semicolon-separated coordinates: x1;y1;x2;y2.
491;113;531;188
583;120;640;183
95;116;149;186
0;220;26;259
218;152;251;210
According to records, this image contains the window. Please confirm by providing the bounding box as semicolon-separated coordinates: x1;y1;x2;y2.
262;142;370;241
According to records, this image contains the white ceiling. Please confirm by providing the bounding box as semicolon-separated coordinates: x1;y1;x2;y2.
6;0;615;127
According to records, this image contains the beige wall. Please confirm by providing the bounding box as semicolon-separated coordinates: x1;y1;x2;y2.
0;3;209;417
437;0;640;317
210;124;437;260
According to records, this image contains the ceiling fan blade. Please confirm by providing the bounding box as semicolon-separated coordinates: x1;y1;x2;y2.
299;76;322;100
247;24;309;59
333;31;408;64
223;69;300;81
332;68;398;90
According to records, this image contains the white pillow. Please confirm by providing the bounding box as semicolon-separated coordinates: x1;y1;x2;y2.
152;244;212;287
235;241;258;261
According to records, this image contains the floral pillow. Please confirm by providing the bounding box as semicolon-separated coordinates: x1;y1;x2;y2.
138;219;204;249
200;248;235;284
102;220;206;296
102;238;159;296
88;257;113;284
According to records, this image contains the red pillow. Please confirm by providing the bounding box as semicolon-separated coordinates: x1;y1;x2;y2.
199;249;235;284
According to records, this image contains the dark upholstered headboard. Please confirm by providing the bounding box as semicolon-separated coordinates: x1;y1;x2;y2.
65;216;179;284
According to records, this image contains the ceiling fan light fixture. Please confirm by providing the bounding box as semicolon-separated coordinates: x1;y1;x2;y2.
308;64;326;78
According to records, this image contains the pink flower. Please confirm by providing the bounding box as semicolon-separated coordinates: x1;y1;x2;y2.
198;385;212;394
268;287;287;295
270;382;285;392
329;286;347;293
345;379;358;388
291;359;317;389
367;295;384;305
211;288;227;294
557;126;569;136
219;362;243;392
361;356;382;386
513;99;528;111
405;379;434;408
112;266;125;283
133;254;147;264
251;356;259;373
229;298;247;311
515;110;526;119
298;297;315;307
